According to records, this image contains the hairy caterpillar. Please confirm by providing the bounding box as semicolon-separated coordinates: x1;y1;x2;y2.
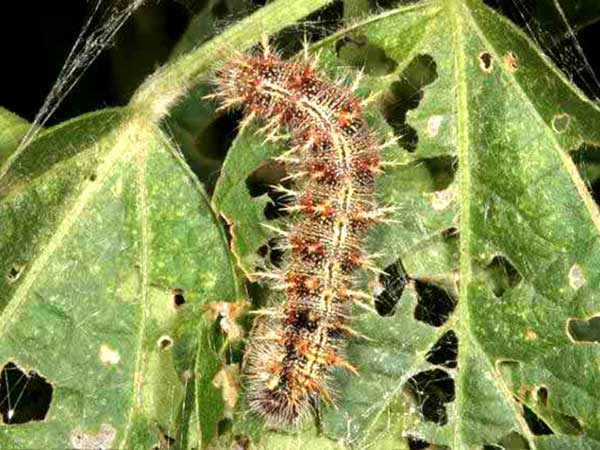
212;40;387;426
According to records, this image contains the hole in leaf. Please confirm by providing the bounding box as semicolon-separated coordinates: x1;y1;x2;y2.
0;362;53;425
414;279;456;327
423;156;457;192
484;255;522;297
382;54;438;152
335;35;397;76
548;412;584;435
172;289;186;307
523;404;553;435
537;386;548;406
246;161;291;220
567;316;600;343
533;386;583;434
269;1;344;57
7;265;24;283
218;418;232;435
552;113;570;133
425;330;458;369
157;336;174;350
198;108;245;193
98;344;120;365
404;368;455;425
257;244;269;258
407;436;430;450
374;260;408;316
245;161;287;197
255;237;286;272
267;237;285;267
479;51;493;72
558;414;584;435
441;227;458;240
205;109;245;160
263;197;289;220
220;213;234;248
395;157;456;194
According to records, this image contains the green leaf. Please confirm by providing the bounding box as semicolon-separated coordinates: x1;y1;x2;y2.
3;0;599;447
212;0;600;448
0;108;30;166
0;1;341;448
0;109;242;448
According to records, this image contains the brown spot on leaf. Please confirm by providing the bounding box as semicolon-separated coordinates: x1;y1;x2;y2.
503;51;519;73
205;300;249;341
71;424;116;449
525;328;538;340
212;364;241;418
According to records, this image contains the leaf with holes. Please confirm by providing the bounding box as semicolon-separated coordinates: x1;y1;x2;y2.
0;109;243;448
210;1;600;448
0;0;342;447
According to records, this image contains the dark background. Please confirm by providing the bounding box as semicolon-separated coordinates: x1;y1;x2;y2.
1;0;599;126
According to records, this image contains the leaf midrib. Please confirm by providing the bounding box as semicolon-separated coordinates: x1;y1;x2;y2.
449;0;571;447
118;120;152;448
451;1;534;447
450;1;473;445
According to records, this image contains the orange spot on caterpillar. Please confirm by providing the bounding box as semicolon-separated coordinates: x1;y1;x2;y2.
337;286;349;299
295;339;311;356
314;201;334;219
304;276;319;291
